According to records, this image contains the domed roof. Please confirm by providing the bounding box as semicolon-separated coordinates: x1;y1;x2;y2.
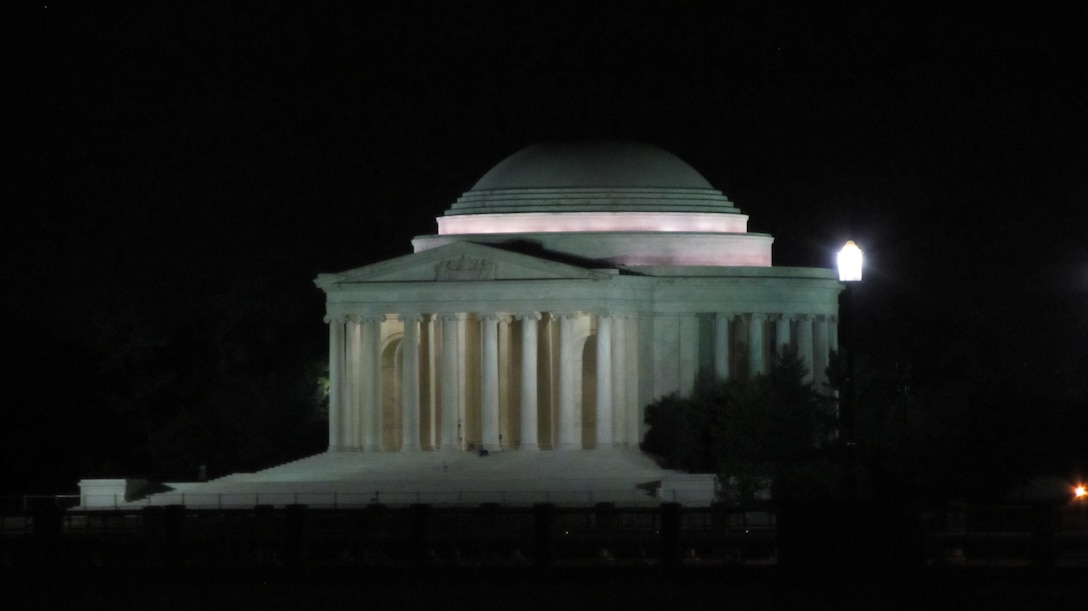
445;141;739;216
471;141;713;190
421;141;770;266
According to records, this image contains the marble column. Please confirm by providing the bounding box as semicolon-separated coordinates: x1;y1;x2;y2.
326;316;345;451
516;313;541;450
797;314;814;384
747;313;766;376
437;313;461;450
455;314;468;449
714;312;731;380
361;315;383;451
611;313;628;447
595;313;613;449
556;312;578;450
498;315;512;447
399;313;422;451
423;314;437;450
627;314;643;445
346;316;363;450
775;314;792;357
479;313;502;451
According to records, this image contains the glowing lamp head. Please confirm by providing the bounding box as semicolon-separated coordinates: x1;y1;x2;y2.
1075;484;1087;500
838;240;863;282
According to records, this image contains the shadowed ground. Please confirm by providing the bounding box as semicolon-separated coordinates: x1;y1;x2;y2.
4;566;1087;611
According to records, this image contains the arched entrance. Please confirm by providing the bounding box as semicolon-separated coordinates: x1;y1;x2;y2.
381;337;402;450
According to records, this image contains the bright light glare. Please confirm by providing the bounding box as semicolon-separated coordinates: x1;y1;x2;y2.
837;240;863;282
1075;484;1087;499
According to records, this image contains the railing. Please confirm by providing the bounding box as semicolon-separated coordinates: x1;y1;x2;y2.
926;502;1088;567
0;502;779;567
74;488;696;510
3;499;1084;570
0;494;80;514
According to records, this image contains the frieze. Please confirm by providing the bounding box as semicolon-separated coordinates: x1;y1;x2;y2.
435;255;497;281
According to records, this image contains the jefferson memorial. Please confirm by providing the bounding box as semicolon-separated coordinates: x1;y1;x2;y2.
84;141;842;507
318;141;840;455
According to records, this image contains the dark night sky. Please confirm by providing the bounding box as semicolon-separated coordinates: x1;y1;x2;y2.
4;2;1087;490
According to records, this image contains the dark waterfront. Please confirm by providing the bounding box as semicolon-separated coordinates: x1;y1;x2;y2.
4;501;1087;609
4;565;1088;611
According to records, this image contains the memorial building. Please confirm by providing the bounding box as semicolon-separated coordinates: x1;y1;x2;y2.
83;141;841;507
317;141;841;456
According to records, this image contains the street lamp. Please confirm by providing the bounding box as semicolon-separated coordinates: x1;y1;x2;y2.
838;240;863;282
837;241;863;447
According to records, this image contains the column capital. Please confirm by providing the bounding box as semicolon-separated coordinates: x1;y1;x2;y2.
476;312;509;323
435;312;469;322
551;311;580;321
323;315;344;324
480;310;501;451
747;312;767;321
398;312;423;323
513;311;542;322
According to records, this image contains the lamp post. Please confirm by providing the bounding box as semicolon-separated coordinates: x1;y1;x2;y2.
837;241;863;446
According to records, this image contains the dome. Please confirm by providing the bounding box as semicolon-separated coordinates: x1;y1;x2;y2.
444;141;740;216
418;141;772;268
471;141;713;190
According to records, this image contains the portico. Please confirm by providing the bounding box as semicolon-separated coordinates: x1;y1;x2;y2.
318;245;840;455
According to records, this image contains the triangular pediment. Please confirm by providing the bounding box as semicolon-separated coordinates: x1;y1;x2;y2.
317;242;612;287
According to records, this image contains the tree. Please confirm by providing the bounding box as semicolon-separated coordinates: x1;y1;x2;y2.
642;351;836;501
85;277;329;483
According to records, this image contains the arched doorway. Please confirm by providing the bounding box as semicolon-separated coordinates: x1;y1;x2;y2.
381;337;402;451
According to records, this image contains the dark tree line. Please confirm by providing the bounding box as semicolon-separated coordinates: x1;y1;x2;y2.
643;343;1087;505
642;352;839;502
2;278;328;496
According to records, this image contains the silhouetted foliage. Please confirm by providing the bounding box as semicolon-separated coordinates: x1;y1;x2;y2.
83;278;329;483
852;358;1080;504
642;351;836;501
820;328;1088;505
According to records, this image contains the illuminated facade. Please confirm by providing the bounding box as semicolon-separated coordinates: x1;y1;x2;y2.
316;141;842;454
81;141;843;508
